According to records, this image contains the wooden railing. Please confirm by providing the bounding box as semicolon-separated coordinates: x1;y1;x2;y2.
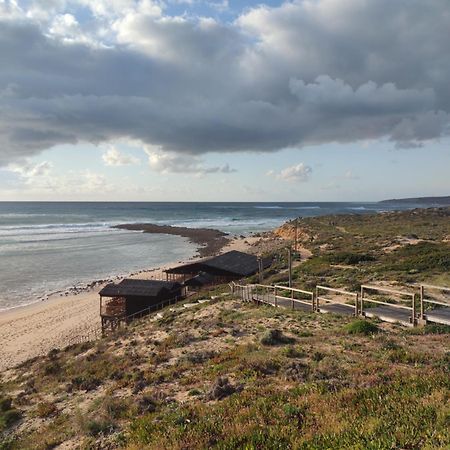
232;281;450;327
419;284;450;321
316;285;359;315
360;285;416;325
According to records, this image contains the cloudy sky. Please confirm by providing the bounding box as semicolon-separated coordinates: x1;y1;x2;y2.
0;0;449;201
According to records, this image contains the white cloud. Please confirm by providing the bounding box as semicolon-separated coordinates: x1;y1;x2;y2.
343;170;360;181
8;160;53;184
102;146;140;166
268;163;312;183
145;147;236;175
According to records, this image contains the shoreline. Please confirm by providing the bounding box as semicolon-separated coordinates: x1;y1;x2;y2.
113;223;230;257
0;223;234;315
0;232;262;372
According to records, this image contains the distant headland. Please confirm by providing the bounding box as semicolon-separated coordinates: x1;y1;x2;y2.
380;195;450;205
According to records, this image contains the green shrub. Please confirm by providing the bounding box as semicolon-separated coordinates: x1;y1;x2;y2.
0;397;12;412
345;320;380;335
36;401;57;418
260;329;295;346
85;419;115;436
328;252;375;265
282;346;305;358
0;409;21;430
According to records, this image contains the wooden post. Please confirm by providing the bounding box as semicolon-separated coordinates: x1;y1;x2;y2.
355;294;359;316
411;293;416;326
274;286;278;307
360;286;364;316
288;247;292;288
315;287;319;311
258;256;263;284
291;289;294;310
420;285;424;320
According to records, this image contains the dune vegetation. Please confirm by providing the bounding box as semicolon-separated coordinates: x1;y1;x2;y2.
1;207;449;449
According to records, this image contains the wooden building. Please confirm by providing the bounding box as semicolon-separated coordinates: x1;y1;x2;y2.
184;271;215;291
165;250;271;283
99;279;183;332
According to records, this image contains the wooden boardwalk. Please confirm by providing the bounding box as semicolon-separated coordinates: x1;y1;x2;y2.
424;307;450;326
232;282;450;328
363;306;413;327
319;303;355;317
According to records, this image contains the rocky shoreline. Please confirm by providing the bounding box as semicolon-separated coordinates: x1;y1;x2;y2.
114;223;230;257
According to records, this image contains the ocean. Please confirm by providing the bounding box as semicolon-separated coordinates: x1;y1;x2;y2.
0;201;432;311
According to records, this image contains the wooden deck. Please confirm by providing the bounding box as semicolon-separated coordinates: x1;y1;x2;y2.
424;307;450;325
318;303;355;316
363;306;413;327
251;293;313;313
234;282;450;329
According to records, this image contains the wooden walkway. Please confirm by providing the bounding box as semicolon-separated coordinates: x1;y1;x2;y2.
232;282;450;328
363;306;413;327
424;307;450;326
319;303;355;317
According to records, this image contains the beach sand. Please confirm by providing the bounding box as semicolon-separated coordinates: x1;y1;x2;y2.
0;234;263;372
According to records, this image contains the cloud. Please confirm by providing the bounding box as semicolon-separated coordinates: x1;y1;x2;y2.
8;161;54;187
268;163;312;183
343;170;360;181
145;146;236;175
0;0;449;167
102;146;140;166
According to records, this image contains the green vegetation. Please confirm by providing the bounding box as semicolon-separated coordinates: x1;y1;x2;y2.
260;329;295;346
345;320;380;335
1;207;449;449
0;398;21;432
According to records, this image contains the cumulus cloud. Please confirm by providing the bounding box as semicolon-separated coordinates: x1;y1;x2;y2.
145;146;236;175
8;160;53;183
102;146;140;166
268;163;312;183
0;0;449;167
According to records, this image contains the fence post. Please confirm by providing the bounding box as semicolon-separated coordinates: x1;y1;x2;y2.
274;286;277;307
420;285;424;320
315;287;319;311
360;286;364;316
291;289;294;310
411;293;416;326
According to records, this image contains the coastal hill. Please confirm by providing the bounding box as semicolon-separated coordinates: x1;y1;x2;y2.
1;208;449;449
380;195;450;205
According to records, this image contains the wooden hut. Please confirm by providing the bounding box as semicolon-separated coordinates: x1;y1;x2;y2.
184;271;215;291
165;250;271;283
99;279;183;332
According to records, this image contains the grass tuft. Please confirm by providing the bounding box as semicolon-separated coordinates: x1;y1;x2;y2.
345;320;380;335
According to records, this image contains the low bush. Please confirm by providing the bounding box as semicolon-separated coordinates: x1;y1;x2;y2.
345;320;380;335
36;401;58;418
0;409;21;431
261;329;295;346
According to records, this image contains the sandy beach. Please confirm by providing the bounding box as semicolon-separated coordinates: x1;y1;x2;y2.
0;233;262;372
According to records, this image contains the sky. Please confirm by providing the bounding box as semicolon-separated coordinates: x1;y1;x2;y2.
0;0;449;201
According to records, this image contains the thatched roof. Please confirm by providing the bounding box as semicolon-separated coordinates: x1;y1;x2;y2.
165;250;271;277
99;279;181;298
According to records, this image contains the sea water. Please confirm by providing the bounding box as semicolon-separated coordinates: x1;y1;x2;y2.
0;201;429;310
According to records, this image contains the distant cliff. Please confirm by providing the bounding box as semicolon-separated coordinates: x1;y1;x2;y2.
380;196;450;205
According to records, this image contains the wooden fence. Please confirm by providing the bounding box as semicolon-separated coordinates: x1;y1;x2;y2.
232;281;450;327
